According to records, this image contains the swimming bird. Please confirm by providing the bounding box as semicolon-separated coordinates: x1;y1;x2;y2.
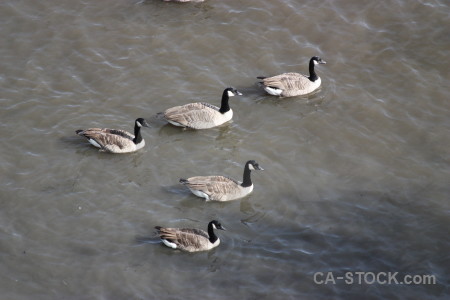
257;56;326;97
155;220;225;252
179;160;264;201
159;87;242;129
75;118;150;153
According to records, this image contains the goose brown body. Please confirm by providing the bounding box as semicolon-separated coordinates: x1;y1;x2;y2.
163;102;231;129
180;175;251;201
155;220;225;252
180;160;264;201
161;88;242;129
258;56;326;97
76;118;149;153
258;72;321;97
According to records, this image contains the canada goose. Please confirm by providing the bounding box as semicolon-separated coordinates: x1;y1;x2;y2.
75;118;150;153
159;87;242;129
257;56;326;97
155;220;225;252
179;160;264;201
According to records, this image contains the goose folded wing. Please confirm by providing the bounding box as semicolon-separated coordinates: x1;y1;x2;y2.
104;128;135;140
164;103;211;116
179;228;209;239
188;176;240;196
186;175;235;186
160;228;208;248
165;103;219;127
263;73;310;91
177;231;209;248
82;132;133;151
79;128;134;140
77;128;103;135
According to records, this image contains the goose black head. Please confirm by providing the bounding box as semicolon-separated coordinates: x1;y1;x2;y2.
136;118;150;128
211;220;226;231
224;87;243;97
311;56;326;65
247;160;264;171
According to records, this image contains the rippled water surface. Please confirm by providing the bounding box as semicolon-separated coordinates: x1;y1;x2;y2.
1;0;449;299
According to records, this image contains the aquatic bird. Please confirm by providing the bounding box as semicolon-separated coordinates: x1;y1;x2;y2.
159;87;242;129
180;160;264;201
155;220;225;252
75;118;150;153
257;56;326;97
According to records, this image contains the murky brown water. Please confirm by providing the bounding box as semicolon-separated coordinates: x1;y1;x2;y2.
1;0;449;299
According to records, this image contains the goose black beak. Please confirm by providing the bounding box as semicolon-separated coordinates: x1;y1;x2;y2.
256;166;264;171
319;59;327;64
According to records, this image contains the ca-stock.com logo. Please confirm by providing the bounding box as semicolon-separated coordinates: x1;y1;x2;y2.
313;272;437;285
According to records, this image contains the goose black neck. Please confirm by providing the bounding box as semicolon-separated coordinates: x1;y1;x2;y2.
308;59;318;82
219;90;231;114
241;162;253;188
133;123;143;144
207;222;219;243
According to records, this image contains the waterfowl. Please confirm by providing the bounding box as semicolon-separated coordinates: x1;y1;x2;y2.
257;56;326;97
155;220;225;252
180;160;264;201
75;118;150;153
159;87;242;129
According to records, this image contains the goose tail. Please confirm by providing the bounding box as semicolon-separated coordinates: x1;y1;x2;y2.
155;112;166;119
